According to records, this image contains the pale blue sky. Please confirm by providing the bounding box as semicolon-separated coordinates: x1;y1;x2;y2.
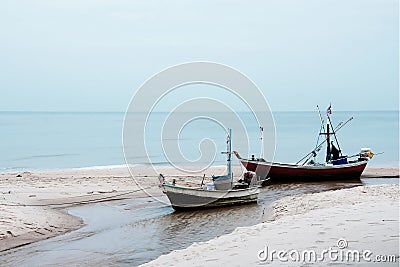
0;0;398;111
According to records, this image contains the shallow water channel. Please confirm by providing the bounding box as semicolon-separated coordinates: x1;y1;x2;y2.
0;178;398;266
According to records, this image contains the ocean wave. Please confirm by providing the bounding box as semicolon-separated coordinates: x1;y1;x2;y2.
11;154;77;161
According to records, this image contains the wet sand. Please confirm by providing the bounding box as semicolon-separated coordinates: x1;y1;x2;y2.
0;166;398;261
1;178;386;266
143;184;399;266
0;165;231;252
362;167;400;178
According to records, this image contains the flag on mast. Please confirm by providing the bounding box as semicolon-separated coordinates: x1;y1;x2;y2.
326;103;332;115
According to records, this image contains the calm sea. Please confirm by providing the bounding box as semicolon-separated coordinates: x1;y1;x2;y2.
0;111;398;172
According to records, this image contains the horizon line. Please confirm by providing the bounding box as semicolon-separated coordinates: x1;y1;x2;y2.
0;109;399;113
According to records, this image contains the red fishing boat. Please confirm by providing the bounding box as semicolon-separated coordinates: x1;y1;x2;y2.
235;105;374;184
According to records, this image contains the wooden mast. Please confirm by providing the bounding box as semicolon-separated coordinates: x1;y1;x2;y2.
327;114;342;156
221;128;233;187
260;126;264;159
228;128;232;180
325;123;330;162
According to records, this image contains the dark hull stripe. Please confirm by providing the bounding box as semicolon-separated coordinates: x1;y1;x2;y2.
241;160;367;183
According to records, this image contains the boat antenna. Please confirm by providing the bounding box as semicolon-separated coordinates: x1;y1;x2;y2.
260;126;264;159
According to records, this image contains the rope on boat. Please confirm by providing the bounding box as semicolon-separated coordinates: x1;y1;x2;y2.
135;175;213;178
0;187;152;207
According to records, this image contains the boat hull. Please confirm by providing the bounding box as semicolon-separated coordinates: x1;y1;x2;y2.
241;160;368;183
162;184;260;210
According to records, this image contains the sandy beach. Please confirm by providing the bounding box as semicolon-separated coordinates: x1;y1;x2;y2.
143;184;399;266
0;165;398;261
0;165;230;252
2;0;399;264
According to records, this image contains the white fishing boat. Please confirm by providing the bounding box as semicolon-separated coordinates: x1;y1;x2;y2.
159;129;260;210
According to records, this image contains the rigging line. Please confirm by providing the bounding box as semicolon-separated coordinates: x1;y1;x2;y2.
136;175;213;178
314;123;323;152
295;117;353;164
327;114;342;156
302;123;324;166
0;187;152;207
301;153;314;166
316;105;326;132
316;105;328;147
